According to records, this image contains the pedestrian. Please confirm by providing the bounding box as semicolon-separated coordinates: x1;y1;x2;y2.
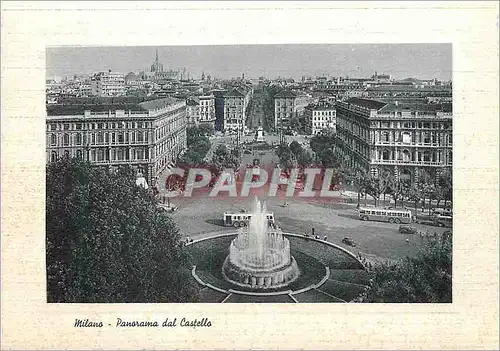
311;227;315;237
405;238;409;243
323;235;328;241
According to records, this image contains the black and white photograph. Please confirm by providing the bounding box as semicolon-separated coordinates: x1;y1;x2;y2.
45;44;453;304
2;2;499;350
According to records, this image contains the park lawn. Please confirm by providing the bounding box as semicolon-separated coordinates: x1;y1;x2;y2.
224;294;294;303
328;269;371;286
199;287;230;303
318;279;367;302
293;289;343;303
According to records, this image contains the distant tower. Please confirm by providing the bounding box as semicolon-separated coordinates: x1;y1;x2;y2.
202;71;205;81
151;49;164;74
242;73;245;80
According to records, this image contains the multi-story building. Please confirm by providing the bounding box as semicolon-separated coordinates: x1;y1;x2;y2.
90;71;125;97
78;83;92;97
335;97;452;183
198;94;216;127
46;97;187;185
294;92;316;118
274;90;297;130
223;89;247;133
212;89;227;131
186;98;200;126
304;102;336;135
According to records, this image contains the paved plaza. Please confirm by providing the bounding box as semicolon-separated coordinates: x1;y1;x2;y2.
161;144;450;265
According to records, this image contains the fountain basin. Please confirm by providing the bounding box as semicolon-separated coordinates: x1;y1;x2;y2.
222;255;300;289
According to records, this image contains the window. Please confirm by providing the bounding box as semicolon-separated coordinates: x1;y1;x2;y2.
63;134;70;146
76;150;82;159
50;151;57;162
118;133;124;143
76;123;82;130
382;150;390;160
50;124;57;131
117;148;124;160
97;149;105;161
423;151;430;162
75;133;82;145
423;132;430;144
382;132;390;142
63;123;70;130
50;134;56;146
64;150;70;158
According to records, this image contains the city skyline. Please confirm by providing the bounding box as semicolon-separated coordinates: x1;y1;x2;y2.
46;44;452;81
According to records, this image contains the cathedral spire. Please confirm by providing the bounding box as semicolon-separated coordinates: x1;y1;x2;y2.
155;49;159;62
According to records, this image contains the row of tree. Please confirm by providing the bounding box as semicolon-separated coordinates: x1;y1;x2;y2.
307;132;452;210
309;132;340;169
261;85;282;132
343;166;453;211
46;158;200;302
177;125;213;165
211;144;240;172
275;141;313;170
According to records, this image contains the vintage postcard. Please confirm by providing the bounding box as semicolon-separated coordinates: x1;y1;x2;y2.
1;1;499;350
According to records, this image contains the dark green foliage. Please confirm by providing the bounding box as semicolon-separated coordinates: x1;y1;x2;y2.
309;133;336;156
356;233;452;303
46;158;200;303
275;143;296;169
309;133;339;168
212;144;240;171
178;126;211;165
261;85;283;131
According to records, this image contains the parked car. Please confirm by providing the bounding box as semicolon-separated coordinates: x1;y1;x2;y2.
432;208;453;216
432;215;453;227
341;237;356;247
399;225;421;235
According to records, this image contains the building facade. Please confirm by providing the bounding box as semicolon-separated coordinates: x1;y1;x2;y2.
223;89;247;133
274;90;296;130
186;98;200;126
304;102;336;135
198;94;216;127
335;98;452;183
46;97;187;185
212;89;227;131
91;71;125;97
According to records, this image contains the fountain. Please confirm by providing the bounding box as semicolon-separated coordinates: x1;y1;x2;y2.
222;198;300;289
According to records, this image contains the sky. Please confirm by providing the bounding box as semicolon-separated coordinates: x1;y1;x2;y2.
46;44;452;81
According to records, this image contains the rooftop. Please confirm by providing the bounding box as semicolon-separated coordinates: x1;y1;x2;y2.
274;89;297;98
46;97;183;116
345;98;388;110
379;102;452;113
306;102;335;111
223;89;245;98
